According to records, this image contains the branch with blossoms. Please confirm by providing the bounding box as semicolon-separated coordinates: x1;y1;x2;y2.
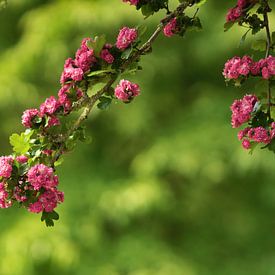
0;0;206;226
223;0;275;153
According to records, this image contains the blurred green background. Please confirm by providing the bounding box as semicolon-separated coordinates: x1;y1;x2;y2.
0;0;275;274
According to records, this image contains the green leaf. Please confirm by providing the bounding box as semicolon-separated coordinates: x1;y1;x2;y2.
141;4;154;17
137;24;147;38
224;21;234;32
9;130;34;155
196;0;207;7
251;39;266;51
121;47;133;60
54;157;64;167
87;35;106;57
87;69;115;77
97;96;112;110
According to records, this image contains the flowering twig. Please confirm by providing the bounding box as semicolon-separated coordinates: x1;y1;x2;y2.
56;0;194;158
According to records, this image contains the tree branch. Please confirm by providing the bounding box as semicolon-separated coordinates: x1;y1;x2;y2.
52;1;195;164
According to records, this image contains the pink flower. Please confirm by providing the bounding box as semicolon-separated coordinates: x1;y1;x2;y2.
16;155;28;164
262;67;270;79
226;6;242;22
0;156;13;178
115;79;140;102
242;139;251;149
100;49;114;64
238;127;250;140
163;18;178;37
0;183;12;208
230;94;258;128
60;58;84;84
122;0;139;5
28;189;64;213
116;27;138;50
248;127;271;144
223;56;253;79
47;116;60;128
27;164;58;190
28;201;43;213
40;96;60;116
75;38;97;72
22;108;39;128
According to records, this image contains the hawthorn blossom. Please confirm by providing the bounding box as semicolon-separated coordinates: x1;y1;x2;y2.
40;96;60;116
163;18;178;37
27;164;58;190
22;108;40;128
230;94;258;128
115;79;140;102
0;156;13;178
60;58;84;84
0;183;12;208
116;27;138;50
28;189;64;213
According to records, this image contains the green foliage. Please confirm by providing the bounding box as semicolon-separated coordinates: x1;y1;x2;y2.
41;210;59;227
9;130;34;155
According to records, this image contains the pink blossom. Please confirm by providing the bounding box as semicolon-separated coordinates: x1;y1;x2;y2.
116;27;138;50
230;94;258;128
28;189;64;213
242;139;251;149
223;56;252;79
100;49;114;64
238;127;250;140
248;127;271;144
75;38;96;72
60;58;84;84
250;61;261;75
22;108;39;128
163;18;178;37
0;183;12;208
115;79;140;102
16;155;28;164
226;6;242;22
122;0;139;5
40;96;60;116
28;201;43;213
47;116;60;128
0;156;13;178
27;164;58;190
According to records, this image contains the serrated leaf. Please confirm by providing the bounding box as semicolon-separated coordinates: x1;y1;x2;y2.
9;131;34;155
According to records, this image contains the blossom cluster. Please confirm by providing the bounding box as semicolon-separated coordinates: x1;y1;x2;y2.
0;155;64;213
226;0;253;22
230;94;258;128
223;55;275;81
230;94;275;150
